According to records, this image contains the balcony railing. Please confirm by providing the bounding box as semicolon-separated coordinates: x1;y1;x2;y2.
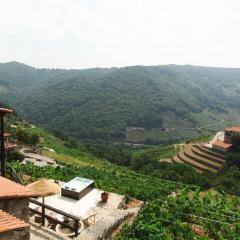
29;198;80;237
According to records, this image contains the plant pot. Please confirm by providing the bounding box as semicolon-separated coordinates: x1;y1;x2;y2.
101;192;109;203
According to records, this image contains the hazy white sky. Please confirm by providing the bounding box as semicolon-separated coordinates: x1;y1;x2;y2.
0;0;240;69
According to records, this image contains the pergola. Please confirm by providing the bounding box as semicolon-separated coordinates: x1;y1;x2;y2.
0;108;13;177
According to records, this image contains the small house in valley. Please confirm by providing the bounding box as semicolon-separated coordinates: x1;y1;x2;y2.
212;140;232;153
212;126;240;153
224;127;240;144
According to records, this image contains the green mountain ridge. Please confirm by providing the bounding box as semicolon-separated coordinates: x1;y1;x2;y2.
1;62;240;143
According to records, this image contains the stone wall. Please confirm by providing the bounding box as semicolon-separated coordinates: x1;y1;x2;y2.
0;198;29;222
224;131;240;144
0;226;30;240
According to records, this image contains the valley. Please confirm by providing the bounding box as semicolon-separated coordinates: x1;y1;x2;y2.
2;101;240;239
1;1;240;239
1;62;240;144
2;63;240;239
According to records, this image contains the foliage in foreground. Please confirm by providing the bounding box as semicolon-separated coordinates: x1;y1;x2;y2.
118;190;240;240
13;161;193;202
14;161;240;239
9;124;240;239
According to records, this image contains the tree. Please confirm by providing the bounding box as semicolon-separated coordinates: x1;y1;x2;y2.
29;133;40;145
7;149;24;162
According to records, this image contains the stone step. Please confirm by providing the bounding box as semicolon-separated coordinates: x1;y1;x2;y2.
178;152;217;173
173;155;202;172
195;144;226;159
172;156;184;164
184;147;222;170
191;145;225;165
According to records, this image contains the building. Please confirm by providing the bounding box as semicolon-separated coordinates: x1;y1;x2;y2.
224;127;240;144
0;177;40;240
212;126;240;153
212;140;232;153
0;210;30;240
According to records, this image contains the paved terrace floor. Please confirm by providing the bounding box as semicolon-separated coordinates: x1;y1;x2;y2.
30;189;103;218
30;187;142;239
30;221;69;240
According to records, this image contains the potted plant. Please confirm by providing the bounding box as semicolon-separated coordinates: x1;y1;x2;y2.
101;191;109;203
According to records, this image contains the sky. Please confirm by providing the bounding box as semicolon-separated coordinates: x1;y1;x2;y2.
0;0;240;69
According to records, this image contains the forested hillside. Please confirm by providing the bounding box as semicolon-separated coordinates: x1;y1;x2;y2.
1;62;240;143
3;102;240;239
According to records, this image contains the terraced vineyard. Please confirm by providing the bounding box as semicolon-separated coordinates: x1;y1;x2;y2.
14;162;240;239
8;124;240;238
173;144;226;172
119;189;240;239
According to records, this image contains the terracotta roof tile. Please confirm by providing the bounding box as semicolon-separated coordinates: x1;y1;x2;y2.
224;127;240;133
0;108;13;114
0;177;41;199
0;210;29;233
212;140;232;150
4;133;11;137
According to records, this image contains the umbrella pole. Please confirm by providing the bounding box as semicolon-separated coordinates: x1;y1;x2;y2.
41;197;45;226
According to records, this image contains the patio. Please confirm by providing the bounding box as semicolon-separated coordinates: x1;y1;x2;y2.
30;188;102;218
28;178;142;239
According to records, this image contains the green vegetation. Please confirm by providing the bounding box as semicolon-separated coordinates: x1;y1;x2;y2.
10;128;240;239
3;110;240;196
14;128;40;145
185;135;212;144
14;159;240;239
2;64;240;239
2;63;240;143
0;108;238;239
118;190;240;240
11;124;240;195
6;149;24;162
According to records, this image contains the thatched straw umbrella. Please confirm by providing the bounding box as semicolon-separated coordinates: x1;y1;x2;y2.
27;179;60;197
27;179;60;225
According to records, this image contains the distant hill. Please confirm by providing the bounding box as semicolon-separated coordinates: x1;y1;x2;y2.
1;62;240;143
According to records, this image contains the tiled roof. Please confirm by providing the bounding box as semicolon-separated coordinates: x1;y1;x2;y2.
0;108;13;114
4;133;11;137
0;177;41;199
0;210;29;233
224;127;240;133
212;140;232;149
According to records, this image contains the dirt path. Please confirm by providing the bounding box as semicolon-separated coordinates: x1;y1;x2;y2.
20;148;60;167
198;119;225;130
163;119;225;132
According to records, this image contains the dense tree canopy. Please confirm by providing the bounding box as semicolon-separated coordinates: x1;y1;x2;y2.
1;62;240;142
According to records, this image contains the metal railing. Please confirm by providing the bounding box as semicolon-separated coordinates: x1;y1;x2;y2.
29;198;80;237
